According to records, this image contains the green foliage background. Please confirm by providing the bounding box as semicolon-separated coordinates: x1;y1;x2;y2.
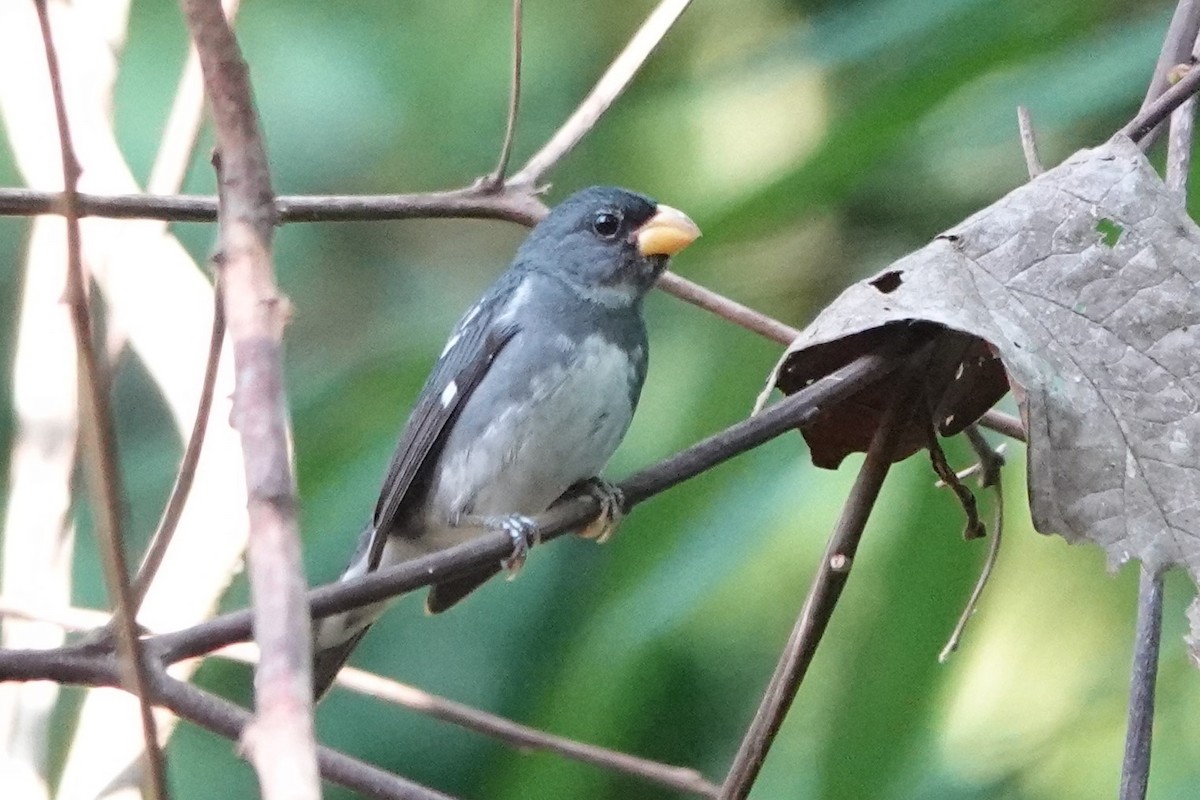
3;0;1199;798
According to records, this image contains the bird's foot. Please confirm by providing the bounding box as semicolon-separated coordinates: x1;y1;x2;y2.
573;478;626;544
487;514;540;577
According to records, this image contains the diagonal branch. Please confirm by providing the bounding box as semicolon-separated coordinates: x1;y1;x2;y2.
131;286;225;610
717;350;929;800
507;0;694;188
1134;0;1200;148
31;3;168;798
148;333;920;665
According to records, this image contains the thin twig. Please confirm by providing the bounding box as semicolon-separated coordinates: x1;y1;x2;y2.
130;286;225;609
180;1;319;797
1121;55;1200;144
149;0;242;194
1120;566;1165;800
32;4;169;799
1016;106;1044;177
937;426;1005;660
144;670;458;800
0;186;550;225
485;0;522;187
1135;0;1200;148
978;409;1025;442
657;271;802;346
331;668;719;798
717;352;928;800
508;0;694;188
939;471;1004;662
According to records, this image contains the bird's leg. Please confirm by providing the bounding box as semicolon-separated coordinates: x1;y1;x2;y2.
456;513;540;577
568;478;626;544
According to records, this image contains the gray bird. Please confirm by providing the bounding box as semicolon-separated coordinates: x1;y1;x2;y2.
312;186;700;698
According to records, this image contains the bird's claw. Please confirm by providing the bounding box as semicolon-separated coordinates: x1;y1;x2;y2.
575;478;626;544
494;514;539;577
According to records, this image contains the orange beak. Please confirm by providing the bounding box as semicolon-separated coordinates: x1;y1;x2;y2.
635;204;701;257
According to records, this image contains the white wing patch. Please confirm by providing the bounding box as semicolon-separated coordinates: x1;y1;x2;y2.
440;380;458;407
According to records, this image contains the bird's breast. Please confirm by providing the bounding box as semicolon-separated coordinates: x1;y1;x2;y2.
428;333;641;525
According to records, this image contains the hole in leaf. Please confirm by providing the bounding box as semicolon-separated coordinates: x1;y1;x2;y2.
1096;218;1123;247
870;270;904;293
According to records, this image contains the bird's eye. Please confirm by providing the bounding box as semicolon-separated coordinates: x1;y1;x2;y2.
591;210;622;238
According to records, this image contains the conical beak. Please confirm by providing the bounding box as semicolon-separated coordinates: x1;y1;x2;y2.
635;204;701;257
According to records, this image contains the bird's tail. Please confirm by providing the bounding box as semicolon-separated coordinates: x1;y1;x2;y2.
311;525;387;700
312;625;370;699
311;599;389;700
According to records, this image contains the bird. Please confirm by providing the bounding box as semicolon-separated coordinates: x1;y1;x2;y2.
311;185;700;698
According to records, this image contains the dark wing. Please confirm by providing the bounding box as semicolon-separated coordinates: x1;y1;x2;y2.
365;311;520;571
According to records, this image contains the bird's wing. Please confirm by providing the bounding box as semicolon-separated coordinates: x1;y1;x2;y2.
365;308;520;571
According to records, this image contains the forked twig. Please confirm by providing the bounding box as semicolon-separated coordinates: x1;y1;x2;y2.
508;0;694;188
485;0;522;187
717;353;929;800
31;3;168;798
935;425;1006;660
1135;0;1200;147
1122;54;1200;143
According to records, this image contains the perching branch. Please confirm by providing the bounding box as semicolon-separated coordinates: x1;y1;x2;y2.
0;333;918;679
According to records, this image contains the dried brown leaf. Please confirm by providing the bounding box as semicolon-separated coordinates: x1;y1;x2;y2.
762;136;1200;646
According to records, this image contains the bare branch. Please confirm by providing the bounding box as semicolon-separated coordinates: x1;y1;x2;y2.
1017;106;1044;178
179;0;318;796
0;599;718;798
485;0;523;187
131;287;225;609
0;185;549;225
31;3;168;798
508;0;694;188
152;674;457;800
657;271;802;346
1120;567;1165;800
1122;55;1200;144
1135;0;1200;147
717;351;929;800
149;0;241;194
145;335;918;665
331;667;719;798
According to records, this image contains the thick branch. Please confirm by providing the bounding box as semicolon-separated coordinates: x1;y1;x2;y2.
180;0;319;796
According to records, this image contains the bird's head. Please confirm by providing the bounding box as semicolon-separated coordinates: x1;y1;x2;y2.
514;186;701;308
